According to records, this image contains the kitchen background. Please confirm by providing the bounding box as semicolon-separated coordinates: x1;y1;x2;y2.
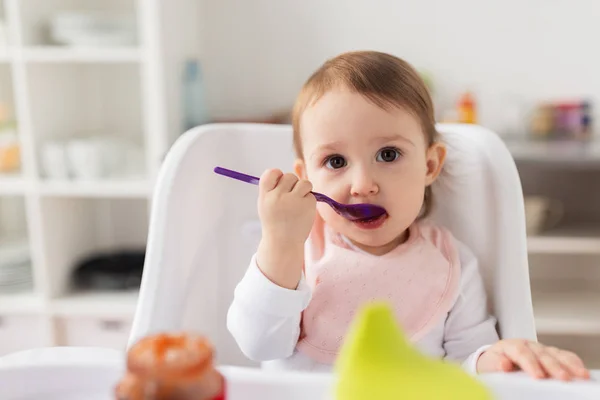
1;0;599;368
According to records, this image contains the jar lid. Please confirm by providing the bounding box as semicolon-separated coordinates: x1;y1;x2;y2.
127;333;215;382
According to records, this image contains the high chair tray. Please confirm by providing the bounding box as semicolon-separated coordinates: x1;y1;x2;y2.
0;347;598;399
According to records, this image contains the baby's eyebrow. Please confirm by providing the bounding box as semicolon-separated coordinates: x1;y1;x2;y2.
309;141;345;159
374;134;415;147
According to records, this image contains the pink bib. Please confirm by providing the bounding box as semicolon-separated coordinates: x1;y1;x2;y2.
295;215;461;364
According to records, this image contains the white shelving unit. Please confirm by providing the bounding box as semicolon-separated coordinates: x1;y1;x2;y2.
527;226;600;255
506;139;600;166
532;290;600;335
510;138;600;368
0;0;200;355
21;46;142;63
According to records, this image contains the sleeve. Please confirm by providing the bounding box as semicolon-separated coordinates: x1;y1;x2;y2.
226;254;312;362
443;239;499;374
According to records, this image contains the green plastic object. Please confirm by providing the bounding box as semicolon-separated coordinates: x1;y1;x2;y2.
334;302;493;400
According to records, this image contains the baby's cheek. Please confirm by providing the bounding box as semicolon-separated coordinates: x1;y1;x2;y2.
397;187;428;220
316;203;343;226
316;202;333;218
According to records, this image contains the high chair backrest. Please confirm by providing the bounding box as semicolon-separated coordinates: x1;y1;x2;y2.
129;123;536;366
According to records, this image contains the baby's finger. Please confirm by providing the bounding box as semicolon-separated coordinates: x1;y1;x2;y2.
537;350;570;381
276;173;299;193
292;179;313;197
547;347;590;380
259;169;283;192
497;354;516;372
503;342;545;379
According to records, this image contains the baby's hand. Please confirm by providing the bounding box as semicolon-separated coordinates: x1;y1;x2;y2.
477;339;590;381
257;169;316;243
255;169;316;289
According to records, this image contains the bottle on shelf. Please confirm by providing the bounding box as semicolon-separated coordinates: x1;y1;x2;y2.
0;103;20;174
457;91;477;124
530;104;553;139
182;58;210;133
580;100;592;138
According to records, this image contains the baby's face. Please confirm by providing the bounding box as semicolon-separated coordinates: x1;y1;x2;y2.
296;87;445;255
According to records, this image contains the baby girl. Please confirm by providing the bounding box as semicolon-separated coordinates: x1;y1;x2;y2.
227;51;589;380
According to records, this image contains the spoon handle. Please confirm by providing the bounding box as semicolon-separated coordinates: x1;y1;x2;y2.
311;192;329;203
214;166;332;205
214;167;260;185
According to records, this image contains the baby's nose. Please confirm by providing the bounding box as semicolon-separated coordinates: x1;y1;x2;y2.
350;171;379;197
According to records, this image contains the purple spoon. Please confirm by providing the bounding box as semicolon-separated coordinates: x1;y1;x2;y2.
214;166;387;221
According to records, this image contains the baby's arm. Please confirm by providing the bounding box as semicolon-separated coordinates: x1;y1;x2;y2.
442;239;499;373
227;169;315;362
443;239;590;380
226;253;311;362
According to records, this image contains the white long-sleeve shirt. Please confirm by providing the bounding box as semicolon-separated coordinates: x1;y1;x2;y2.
227;236;498;374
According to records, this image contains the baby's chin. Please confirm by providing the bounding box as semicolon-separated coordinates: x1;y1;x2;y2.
319;209;410;249
345;230;404;249
345;219;413;249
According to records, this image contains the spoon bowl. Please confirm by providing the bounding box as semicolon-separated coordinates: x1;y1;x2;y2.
214;166;387;221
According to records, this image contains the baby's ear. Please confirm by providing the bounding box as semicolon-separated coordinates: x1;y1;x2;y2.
294;159;307;179
425;142;446;186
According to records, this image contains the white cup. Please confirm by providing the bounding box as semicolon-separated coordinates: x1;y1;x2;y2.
123;144;144;178
100;137;129;178
40;141;70;179
66;138;105;180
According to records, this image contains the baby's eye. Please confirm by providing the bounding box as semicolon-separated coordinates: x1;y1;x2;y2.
376;147;401;163
325;155;347;169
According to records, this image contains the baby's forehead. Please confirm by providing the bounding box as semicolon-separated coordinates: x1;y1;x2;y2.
300;98;424;149
303;89;421;128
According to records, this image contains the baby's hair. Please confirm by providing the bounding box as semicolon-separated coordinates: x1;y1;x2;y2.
291;50;438;218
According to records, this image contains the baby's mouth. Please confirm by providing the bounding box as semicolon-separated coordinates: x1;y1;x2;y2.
359;214;385;222
353;212;389;229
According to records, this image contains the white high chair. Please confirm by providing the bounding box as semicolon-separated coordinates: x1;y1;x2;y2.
128;123;537;366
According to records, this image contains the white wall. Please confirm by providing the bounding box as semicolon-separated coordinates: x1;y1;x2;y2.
200;0;600;136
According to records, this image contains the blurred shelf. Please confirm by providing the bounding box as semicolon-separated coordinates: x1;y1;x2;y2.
527;226;600;254
50;290;138;318
533;290;600;335
0;176;28;195
505;137;600;165
0;236;30;255
22;47;141;63
37;179;151;198
0;0;185;357
0;292;44;314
